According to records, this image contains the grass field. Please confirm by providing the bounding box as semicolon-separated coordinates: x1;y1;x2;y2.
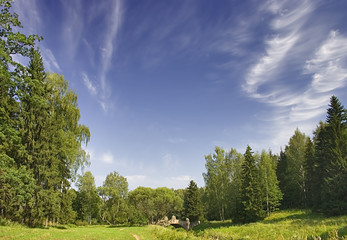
1;210;346;239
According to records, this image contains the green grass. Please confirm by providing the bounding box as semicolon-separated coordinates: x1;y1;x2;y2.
0;224;154;240
194;210;347;240
1;211;346;239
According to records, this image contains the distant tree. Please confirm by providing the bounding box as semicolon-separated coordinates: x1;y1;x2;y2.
237;146;265;223
184;180;203;222
226;148;244;221
153;187;184;222
98;171;128;224
258;150;282;216
281;129;308;208
319;96;347;215
203;147;231;221
76;171;100;224
128;187;155;224
304;137;315;208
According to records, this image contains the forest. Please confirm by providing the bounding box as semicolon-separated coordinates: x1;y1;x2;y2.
0;0;346;228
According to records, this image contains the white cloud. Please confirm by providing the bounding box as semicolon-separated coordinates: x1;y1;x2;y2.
98;0;123;112
61;0;84;60
41;47;61;72
304;31;347;93
240;0;347;151
243;0;313;96
171;175;191;182
82;72;97;96
13;0;41;34
101;152;114;164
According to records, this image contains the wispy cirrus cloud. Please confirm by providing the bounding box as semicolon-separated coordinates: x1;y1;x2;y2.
13;0;60;73
97;0;123;112
80;0;123;113
61;0;84;60
81;72;97;96
242;0;347;149
41;47;61;72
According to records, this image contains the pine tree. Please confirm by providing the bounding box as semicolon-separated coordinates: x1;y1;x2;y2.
184;180;203;222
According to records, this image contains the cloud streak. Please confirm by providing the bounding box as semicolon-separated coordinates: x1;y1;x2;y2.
98;0;123;112
82;72;97;96
241;0;347;150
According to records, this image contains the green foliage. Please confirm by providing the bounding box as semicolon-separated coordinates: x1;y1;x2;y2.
258;150;282;216
203;147;234;221
319;96;347;215
128;186;184;225
75;171;100;224
237;145;265;223
184;180;203;222
98;171;128;224
0;1;90;226
281;129;308;208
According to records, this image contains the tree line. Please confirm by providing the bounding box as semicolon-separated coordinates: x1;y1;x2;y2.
0;0;346;227
203;95;346;223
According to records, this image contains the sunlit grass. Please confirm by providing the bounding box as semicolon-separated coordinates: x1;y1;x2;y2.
0;224;153;240
195;210;347;239
1;211;346;239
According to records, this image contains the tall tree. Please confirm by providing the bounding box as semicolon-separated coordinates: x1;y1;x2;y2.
98;171;128;224
281;129;308;208
203;147;231;221
320;96;347;215
226;148;244;221
76;171;100;224
237;146;265;223
304;137;315;208
258;150;282;216
184;180;203;222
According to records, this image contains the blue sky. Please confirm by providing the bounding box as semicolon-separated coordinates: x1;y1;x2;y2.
13;0;347;190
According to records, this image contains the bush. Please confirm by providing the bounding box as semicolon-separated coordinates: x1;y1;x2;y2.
75;220;88;226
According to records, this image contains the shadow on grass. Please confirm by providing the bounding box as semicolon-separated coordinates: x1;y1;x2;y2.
306;226;347;240
107;224;144;228
192;220;234;233
262;211;319;225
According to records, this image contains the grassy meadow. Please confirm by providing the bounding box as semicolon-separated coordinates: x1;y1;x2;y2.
0;210;346;240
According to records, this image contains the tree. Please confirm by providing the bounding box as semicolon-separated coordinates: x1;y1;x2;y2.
184;180;203;222
281;129;308;208
153;187;184;223
319;96;347;215
226;148;244;220
98;171;128;224
304;137;315;208
237;146;265;223
258;150;282;216
76;171;100;224
203;147;231;221
128;187;156;224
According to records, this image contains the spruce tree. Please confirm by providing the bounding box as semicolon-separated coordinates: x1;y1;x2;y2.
184;180;203;222
237;146;265;223
320;96;347;215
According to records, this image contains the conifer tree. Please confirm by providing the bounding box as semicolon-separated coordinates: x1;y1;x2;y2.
184;180;203;222
237;146;265;223
320;96;347;215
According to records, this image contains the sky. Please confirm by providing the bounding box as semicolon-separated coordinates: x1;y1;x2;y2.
12;0;347;190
